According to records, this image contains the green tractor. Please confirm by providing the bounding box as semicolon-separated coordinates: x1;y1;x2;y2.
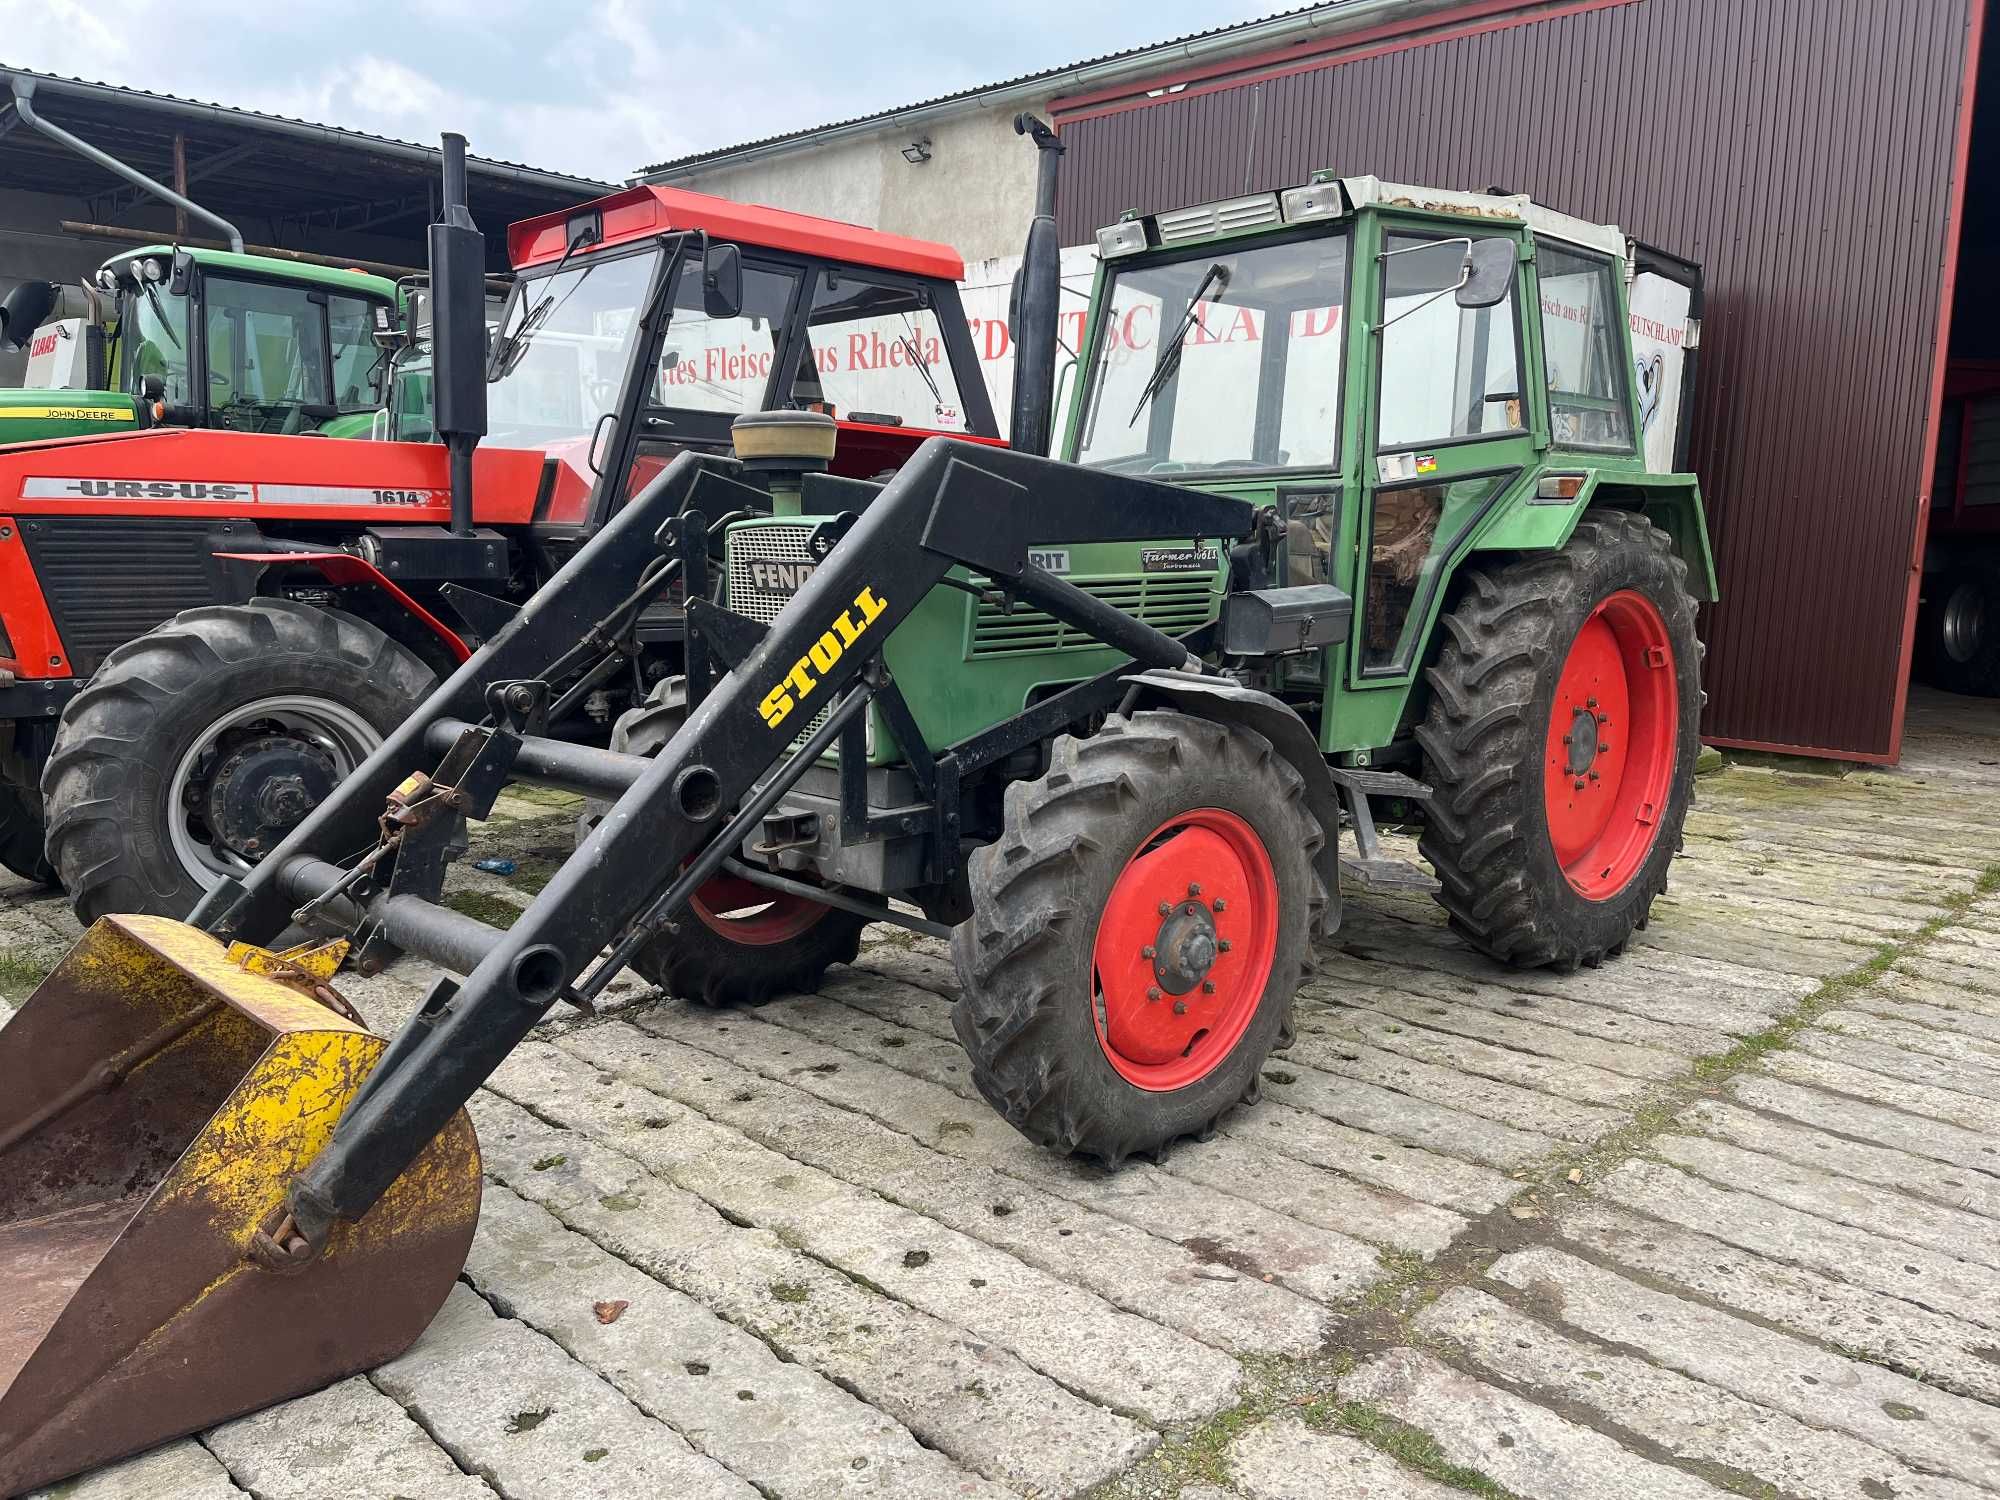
0;246;399;441
0;152;1722;1492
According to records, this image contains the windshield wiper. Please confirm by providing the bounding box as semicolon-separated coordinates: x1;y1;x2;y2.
898;314;943;409
140;279;182;349
1128;262;1229;428
491;226;601;379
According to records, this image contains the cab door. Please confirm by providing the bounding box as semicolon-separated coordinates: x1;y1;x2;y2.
1335;218;1540;751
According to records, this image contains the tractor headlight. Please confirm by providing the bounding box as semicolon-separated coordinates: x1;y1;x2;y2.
1281;181;1344;223
1096;219;1148;259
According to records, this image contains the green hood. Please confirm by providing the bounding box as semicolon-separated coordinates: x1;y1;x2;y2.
0;388;144;445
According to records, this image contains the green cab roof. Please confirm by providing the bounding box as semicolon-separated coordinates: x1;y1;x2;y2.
99;245;398;304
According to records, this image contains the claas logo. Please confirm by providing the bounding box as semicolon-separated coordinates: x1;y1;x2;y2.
759;586;889;730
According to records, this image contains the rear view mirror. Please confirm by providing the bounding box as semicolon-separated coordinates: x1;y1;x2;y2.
168;248;196;297
1456;238;1517;309
703;242;742;320
0;280;56;350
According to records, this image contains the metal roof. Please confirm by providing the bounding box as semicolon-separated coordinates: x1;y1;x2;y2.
636;1;1436;179
0;66;611;268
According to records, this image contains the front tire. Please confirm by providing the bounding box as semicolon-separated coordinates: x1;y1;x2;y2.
589;676;868;1007
43;600;433;923
1417;509;1701;971
0;782;54;886
952;712;1323;1166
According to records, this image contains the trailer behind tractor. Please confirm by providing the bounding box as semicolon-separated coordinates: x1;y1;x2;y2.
0;136;1714;1494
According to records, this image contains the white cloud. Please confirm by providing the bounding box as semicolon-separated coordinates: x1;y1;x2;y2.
1;0;1286;180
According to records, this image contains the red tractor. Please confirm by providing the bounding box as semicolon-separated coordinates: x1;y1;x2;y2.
0;135;1017;921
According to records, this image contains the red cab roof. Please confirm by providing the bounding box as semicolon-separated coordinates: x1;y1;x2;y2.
507;184;965;281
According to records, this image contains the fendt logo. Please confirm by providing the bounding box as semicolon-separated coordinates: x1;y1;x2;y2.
748;559;816;593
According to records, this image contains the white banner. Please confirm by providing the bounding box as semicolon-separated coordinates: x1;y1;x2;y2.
1628;273;1694;475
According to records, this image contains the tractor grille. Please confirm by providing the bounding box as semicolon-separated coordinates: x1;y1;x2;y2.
19;518;243;675
723;522;852;750
725;523;817;626
970;574;1218;657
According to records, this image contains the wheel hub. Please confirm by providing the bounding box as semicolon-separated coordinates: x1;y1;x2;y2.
1563;704;1604;776
202;733;341;860
1152;900;1219;995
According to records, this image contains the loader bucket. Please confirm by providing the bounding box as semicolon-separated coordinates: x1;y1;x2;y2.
0;915;481;1497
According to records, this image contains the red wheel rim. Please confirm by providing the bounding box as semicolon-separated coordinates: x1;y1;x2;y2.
689;870;829;946
1090;808;1279;1092
1543;588;1678;900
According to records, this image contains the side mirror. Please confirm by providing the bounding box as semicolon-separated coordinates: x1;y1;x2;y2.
1456;238;1517;309
703;242;742;320
168;248;196;297
0;280;57;349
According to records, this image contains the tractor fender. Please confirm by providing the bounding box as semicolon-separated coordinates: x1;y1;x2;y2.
1120;668;1342;937
213;550;472;664
1468;472;1718;602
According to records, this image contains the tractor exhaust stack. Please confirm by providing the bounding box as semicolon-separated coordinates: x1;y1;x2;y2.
1007;114;1065;456
429;132;487;538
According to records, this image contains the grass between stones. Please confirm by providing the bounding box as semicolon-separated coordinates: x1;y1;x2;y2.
1089;858;2000;1499
0;944;55;1000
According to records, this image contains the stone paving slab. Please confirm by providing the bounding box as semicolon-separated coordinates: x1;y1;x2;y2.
5;688;1999;1500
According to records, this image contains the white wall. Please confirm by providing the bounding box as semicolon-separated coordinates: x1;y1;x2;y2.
662;97;1057;265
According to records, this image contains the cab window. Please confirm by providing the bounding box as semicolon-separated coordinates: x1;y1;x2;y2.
1538;244;1633;451
329;294;390;411
1376;234;1522;451
794;270;969;432
655;258;800;415
204;278;329;430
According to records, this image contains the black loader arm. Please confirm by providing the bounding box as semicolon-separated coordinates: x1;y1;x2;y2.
245;437;1258;1245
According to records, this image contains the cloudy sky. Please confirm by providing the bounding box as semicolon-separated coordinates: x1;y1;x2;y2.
8;0;1284;181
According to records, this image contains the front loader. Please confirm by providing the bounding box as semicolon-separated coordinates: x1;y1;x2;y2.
0;161;1716;1494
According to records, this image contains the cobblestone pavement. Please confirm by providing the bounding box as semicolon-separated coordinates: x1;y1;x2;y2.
6;689;1999;1500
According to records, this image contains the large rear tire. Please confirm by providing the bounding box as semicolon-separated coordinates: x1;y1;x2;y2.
42;600;433;923
588;676;867;1007
0;782;55;886
1417;509;1700;971
952;711;1323;1166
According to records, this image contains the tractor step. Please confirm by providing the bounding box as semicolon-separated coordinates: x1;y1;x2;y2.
1328;766;1432;800
1340;854;1443;893
1330;765;1440;893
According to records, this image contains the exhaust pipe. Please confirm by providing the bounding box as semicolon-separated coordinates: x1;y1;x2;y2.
1007;114;1065;457
429;133;486;538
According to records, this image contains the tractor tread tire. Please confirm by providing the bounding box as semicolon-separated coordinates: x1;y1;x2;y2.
43;599;432;924
0;782;55;886
595;675;870;1008
1416;510;1701;972
951;711;1323;1166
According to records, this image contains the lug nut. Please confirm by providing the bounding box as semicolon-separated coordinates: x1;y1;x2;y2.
1587;696;1598;708
1218;938;1232;953
1188;882;1201;896
1563;733;1573;745
1574;778;1586;790
1598;713;1610;725
1141;944;1156;959
1159;901;1172;916
1173;1000;1188;1015
1589;770;1601;781
1213;898;1227;912
1146;985;1161;1001
1202;980;1217;995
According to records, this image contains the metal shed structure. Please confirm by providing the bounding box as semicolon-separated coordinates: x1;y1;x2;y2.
1045;0;1991;762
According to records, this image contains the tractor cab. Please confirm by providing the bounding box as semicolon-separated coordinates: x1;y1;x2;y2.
1058;175;1713;758
0;247;399;440
460;185;999;537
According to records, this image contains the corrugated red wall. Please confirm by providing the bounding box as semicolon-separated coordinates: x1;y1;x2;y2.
1053;0;1982;760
